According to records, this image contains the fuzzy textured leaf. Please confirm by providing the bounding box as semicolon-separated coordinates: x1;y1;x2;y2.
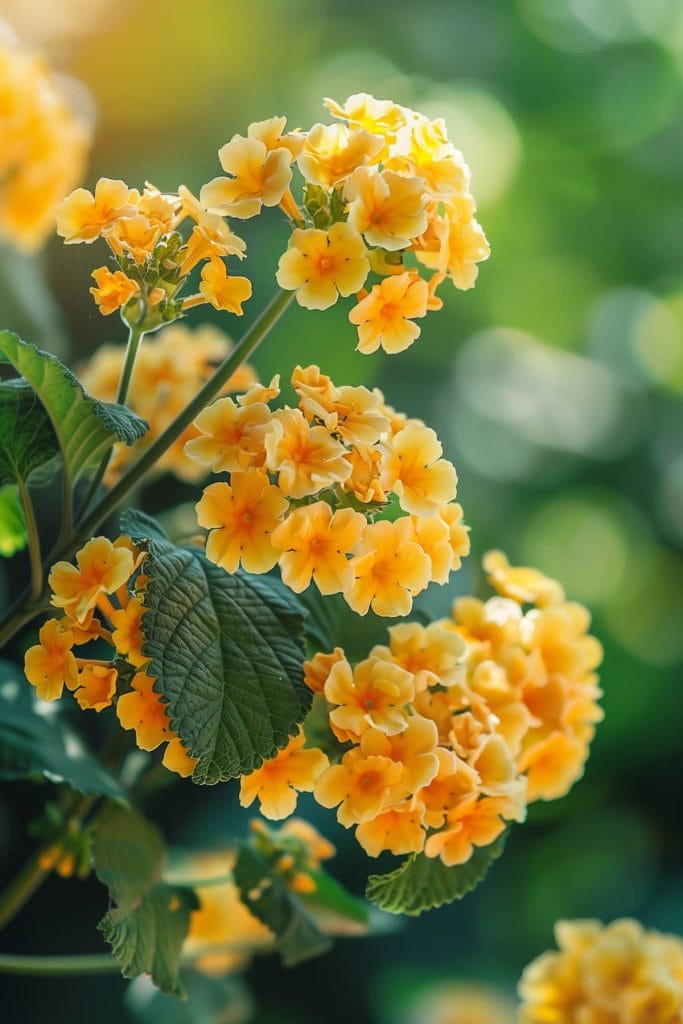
0;485;27;556
365;830;509;916
0;330;147;487
0;661;126;800
123;511;311;785
94;805;197;998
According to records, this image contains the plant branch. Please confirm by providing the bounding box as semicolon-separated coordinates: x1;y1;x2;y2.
0;792;96;935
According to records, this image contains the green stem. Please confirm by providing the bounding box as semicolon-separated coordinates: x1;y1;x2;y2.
75;288;294;543
0;941;273;977
0;792;95;934
76;322;146;521
16;480;42;600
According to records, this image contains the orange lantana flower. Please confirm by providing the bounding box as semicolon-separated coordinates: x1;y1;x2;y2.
195;470;289;574
423;795;508;866
380;422;457;517
184;396;271;473
110;597;147;667
56;177;138;244
344;168;428;250
345;519;431;617
89;267;140;316
324;655;415;738
198;259;252;314
73;663;118;712
239;729;329;820
276;223;369;310
314;748;403;827
49;537;135;623
116;671;172;751
200;135;292;219
349;271;429;355
271;502;365;595
355;800;427;858
264;408;351;498
297;122;384;189
24;618;78;701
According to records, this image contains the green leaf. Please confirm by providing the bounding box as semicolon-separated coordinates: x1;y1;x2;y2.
93;804;198;998
365;830;510;916
233;843;332;967
0;660;126;800
0;484;28;556
0;378;59;486
122;511;311;785
0;330;147;489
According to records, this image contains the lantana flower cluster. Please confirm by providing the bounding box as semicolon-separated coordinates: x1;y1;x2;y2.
0;38;90;251
200;93;489;353
80;323;258;484
56;177;252;328
238;552;603;865
23;535;196;777
519;918;683;1024
186;363;469;617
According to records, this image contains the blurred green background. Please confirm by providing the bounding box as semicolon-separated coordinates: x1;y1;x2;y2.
1;0;682;1021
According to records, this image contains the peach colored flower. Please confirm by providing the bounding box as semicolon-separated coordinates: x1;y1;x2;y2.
324;655;415;737
89;267;140;316
49;537;134;623
264;407;351;498
314;748;403;827
355;800;427;858
349;271;429;355
272;502;365;595
116;671;172;751
424;795;508;866
345;167;428;250
359;715;440;795
239;729;329;820
380;422;457;516
303;647;346;695
200;135;292;219
73;663;118;712
196;471;289;575
56;177;138;243
199;259;252;314
276;223;369;310
345;518;431;617
483;550;565;608
24;618;78;701
185;397;271;473
297;122;384;189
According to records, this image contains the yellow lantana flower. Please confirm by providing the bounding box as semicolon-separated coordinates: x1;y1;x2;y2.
198;259;252;315
355;800;427;858
239;729;329;820
380;422;458;516
323;93;409;148
24;618;78;701
297;122;384;189
116;671;172;751
89;266;140;316
73;663;118;712
314;749;403;827
344;167;428;250
519;918;683;1024
345;519;431;617
358;716;440;795
380;621;465;691
483;550;565;608
324;655;415;737
200;136;292;219
195;470;289;575
276;223;370;310
49;536;135;623
415;195;490;290
56;177;138;243
162;737;197;778
271;502;365;595
303;647;346;695
109;597;147;667
423;794;508;867
264;407;351;498
184;396;271;473
349;271;429;355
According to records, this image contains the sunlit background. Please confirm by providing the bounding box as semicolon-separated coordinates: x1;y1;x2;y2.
1;0;682;1021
